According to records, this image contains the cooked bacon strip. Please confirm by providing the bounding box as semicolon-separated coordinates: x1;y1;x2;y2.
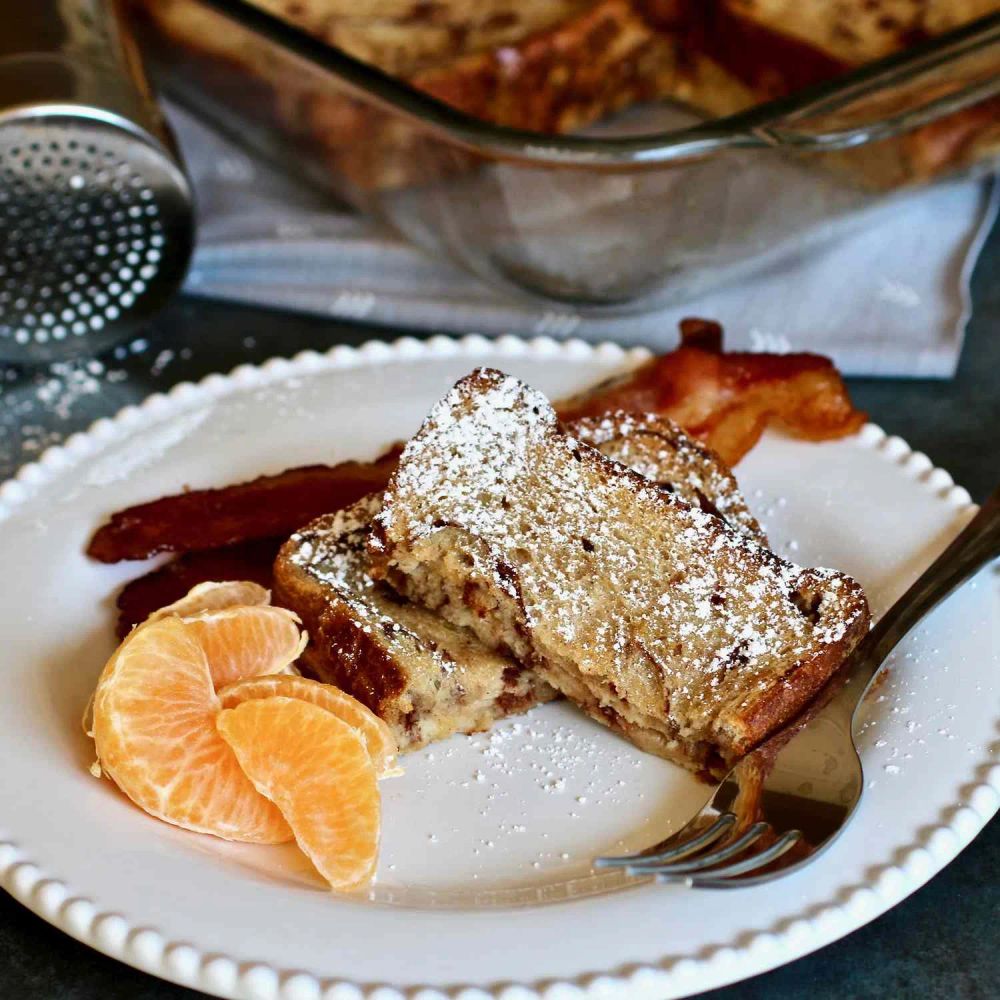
114;538;282;638
555;318;866;467
87;446;402;563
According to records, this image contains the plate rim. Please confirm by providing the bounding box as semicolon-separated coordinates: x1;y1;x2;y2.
1;333;996;1000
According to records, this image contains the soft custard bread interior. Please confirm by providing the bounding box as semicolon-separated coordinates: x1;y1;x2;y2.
369;369;870;774
274;494;557;752
274;411;768;753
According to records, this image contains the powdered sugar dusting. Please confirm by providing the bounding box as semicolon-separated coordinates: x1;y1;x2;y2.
374;701;707;895
854;629;988;789
376;368;869;760
0;357;129;467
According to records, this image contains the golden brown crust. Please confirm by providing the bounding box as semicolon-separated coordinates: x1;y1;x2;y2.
720;568;869;754
272;536;410;709
412;0;683;133
639;0;1000;185
137;0;695;191
306;0;690;190
314;604;410;714
238;0;597;77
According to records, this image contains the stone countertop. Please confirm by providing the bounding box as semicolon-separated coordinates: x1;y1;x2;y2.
0;224;996;1000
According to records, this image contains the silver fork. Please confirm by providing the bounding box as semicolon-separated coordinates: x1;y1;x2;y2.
595;485;1000;888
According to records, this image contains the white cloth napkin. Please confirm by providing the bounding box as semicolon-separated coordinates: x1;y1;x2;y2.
172;105;997;377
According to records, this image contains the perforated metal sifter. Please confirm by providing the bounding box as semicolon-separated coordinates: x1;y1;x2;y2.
0;1;194;364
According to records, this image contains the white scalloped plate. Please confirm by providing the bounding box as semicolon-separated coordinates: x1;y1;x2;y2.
1;335;997;1000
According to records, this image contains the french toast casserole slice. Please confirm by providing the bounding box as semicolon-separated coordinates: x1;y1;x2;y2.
274;411;766;752
368;369;870;774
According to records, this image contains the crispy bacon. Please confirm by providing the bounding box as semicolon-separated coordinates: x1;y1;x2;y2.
114;538;282;638
87;446;402;564
555;318;866;467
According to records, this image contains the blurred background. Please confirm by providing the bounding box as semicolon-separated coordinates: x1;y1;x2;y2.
1;1;998;371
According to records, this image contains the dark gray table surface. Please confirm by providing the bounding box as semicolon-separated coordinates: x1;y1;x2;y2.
0;224;996;999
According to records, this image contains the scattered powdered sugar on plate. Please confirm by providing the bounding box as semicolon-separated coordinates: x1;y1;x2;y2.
853;623;985;788
375;702;704;896
33;359;128;422
0;337;211;486
0;349;139;469
1;358;126;456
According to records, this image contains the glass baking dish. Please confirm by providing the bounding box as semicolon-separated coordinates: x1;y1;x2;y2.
129;0;1000;308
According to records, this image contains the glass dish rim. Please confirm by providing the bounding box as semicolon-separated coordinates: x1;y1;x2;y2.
192;0;1000;169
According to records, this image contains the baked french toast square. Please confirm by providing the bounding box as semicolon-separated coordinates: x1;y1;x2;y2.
368;368;870;774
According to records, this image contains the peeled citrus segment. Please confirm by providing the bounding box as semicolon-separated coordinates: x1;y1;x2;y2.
218;675;399;778
92;617;292;844
144;580;270;624
84;585;292;737
217;697;380;891
181;606;307;689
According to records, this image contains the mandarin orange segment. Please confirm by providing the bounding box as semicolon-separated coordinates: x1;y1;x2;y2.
144;580;270;625
181;605;307;689
84;586;296;737
91;617;292;844
218;675;398;778
217;697;381;891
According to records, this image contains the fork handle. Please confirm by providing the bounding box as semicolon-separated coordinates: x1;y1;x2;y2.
851;484;1000;705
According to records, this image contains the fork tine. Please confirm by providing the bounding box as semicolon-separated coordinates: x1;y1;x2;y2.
629;822;770;876
658;830;804;887
594;812;736;869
